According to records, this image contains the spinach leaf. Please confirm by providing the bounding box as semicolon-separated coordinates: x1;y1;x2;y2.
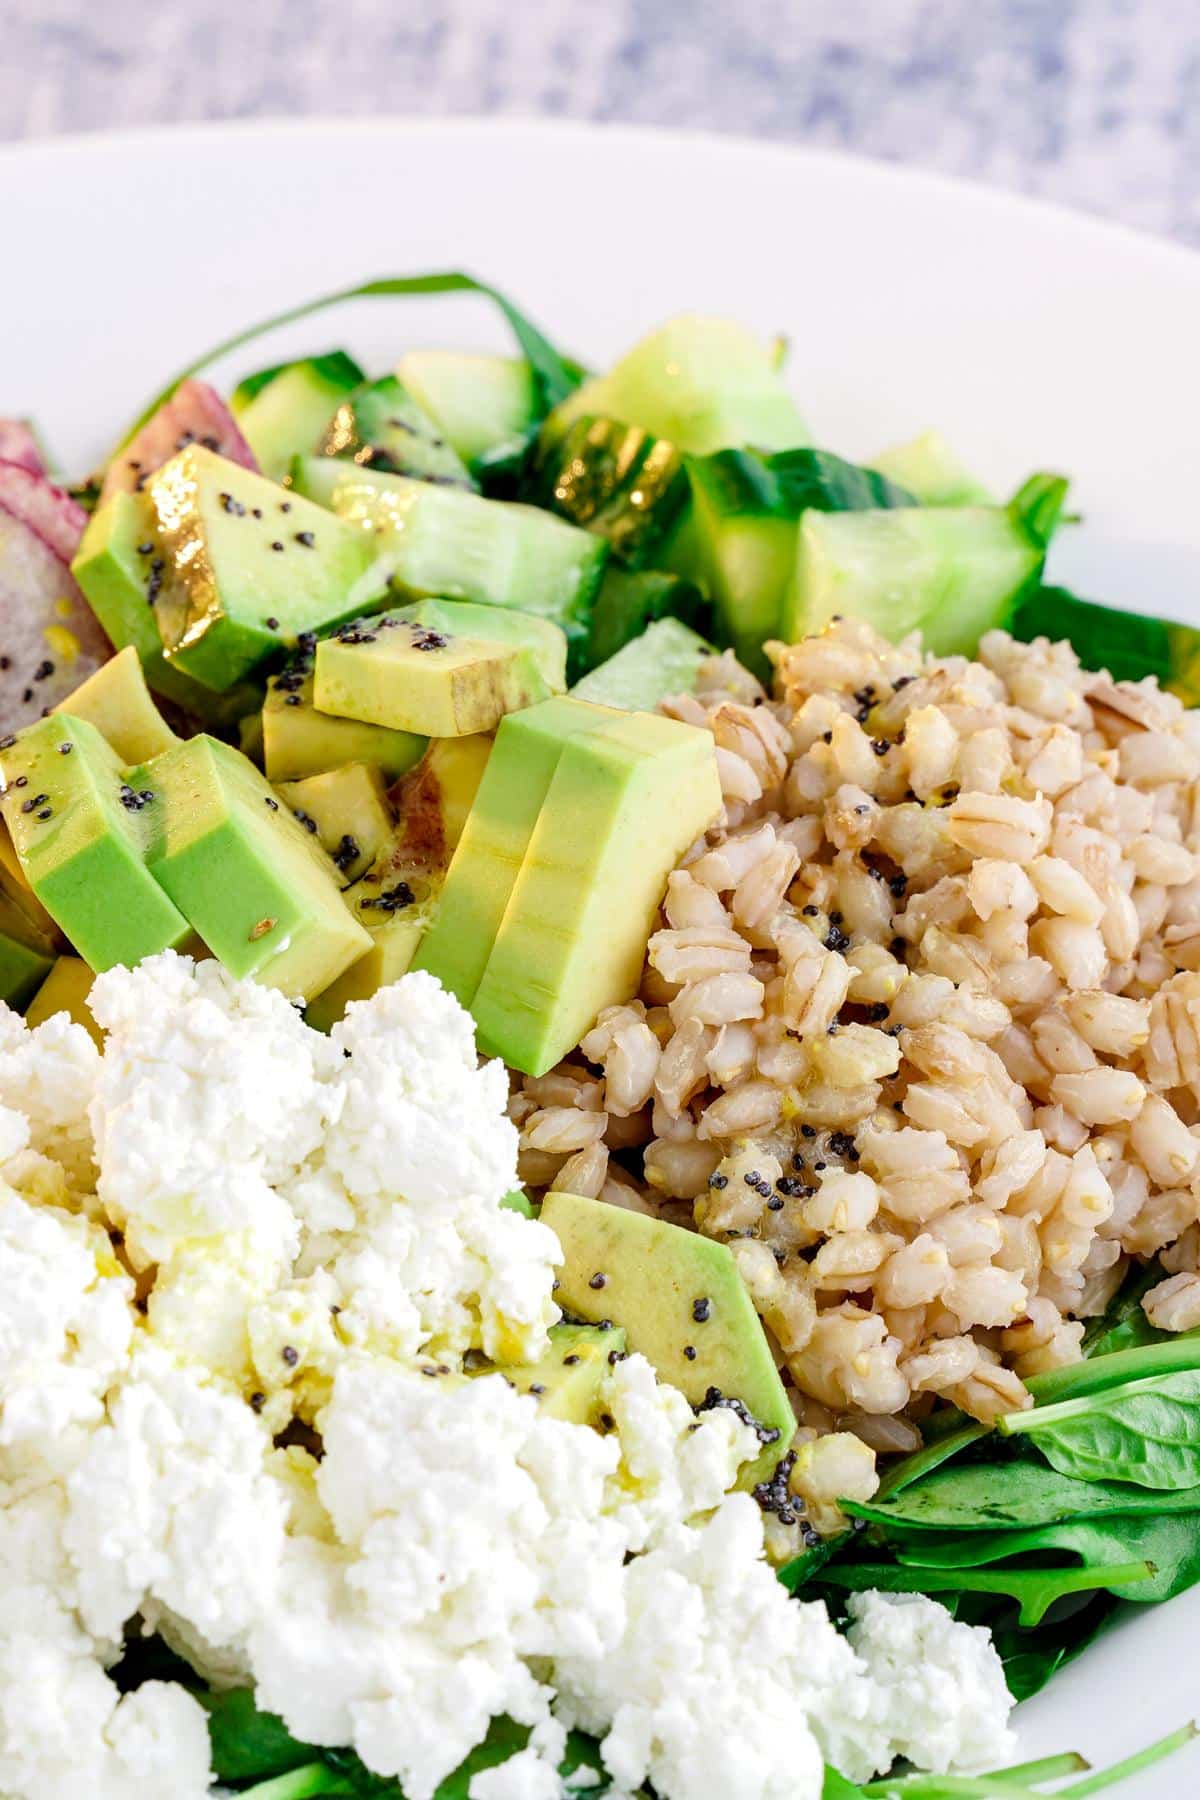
686;445;915;522
874;1421;991;1500
999;1367;1200;1489
993;1592;1117;1702
241;1768;357;1798
117;273;581;449
819;1557;1152;1627
893;1511;1200;1605
1007;473;1070;552
848;1457;1200;1533
1011;585;1200;706
199;1687;316;1783
1082;1262;1169;1357
777;1527;854;1593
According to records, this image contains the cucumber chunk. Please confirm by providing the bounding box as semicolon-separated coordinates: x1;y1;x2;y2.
870;430;992;507
687;448;914;676
233;352;364;481
395;351;537;468
319;375;475;491
550;316;807;455
585;565;710;669
784;505;1044;657
529;414;688;568
571;618;711;712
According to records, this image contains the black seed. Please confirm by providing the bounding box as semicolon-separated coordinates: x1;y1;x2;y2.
802;904;818;917
265;616;279;630
270;541;285;552
824;926;850;953
872;738;889;756
13;776;25;788
280;501;293;512
57;743;73;756
250;1391;266;1412
562;1354;581;1366
284;693;302;707
36;808;51;820
692;1298;711;1323
332;834;361;873
743;1170;762;1187
281;1345;299;1367
801;1124;816;1138
708;1172;728;1190
589;1272;608;1290
295;530;316;548
683;1346;697;1360
529;1383;547;1396
136;541;154;555
264;796;279;810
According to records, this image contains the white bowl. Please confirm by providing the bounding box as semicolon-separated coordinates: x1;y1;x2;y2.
5;116;1199;1795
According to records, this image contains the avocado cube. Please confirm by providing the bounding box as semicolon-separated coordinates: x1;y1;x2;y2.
54;645;179;764
133;736;370;1001
413;697;619;1011
276;763;393;886
24;955;100;1043
148;446;387;690
70;491;263;728
390;733;492;874
485;1321;628;1425
471;711;722;1076
0;893;56;1009
0;818;62;946
303;862;440;1032
262;655;426;784
540;1191;793;1488
314;613;551;738
0;715;191;971
396;599;567;695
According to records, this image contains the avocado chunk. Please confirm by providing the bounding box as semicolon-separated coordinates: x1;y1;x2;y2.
303;861;440;1032
0;893;56;1009
24;955;100;1043
0;714;191;971
391;734;493;873
70;491;262;728
0;817;62;946
318;375;476;491
261;651;426;784
396;599;567;696
413;696;620;1011
147;446;387;690
540;1191;793;1487
488;1321;628;1425
314;613;552;738
471;710;722;1077
277;762;393;886
132;735;370;1001
571;618;711;712
233;351;364;482
54;645;179;764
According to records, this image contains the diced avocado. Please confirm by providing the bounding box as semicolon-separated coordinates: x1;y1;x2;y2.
319;375;476;491
70;492;262;727
870;430;992;507
0;818;62;946
132;735;370;1000
303;861;440;1032
53;645;179;764
585;564;710;670
531;415;688;568
571;619;711;712
313;614;551;738
232;351;364;482
783;505;1045;657
413;697;619;1011
0;714;191;971
500;1187;535;1218
24;955;100;1043
390;734;493;872
147;447;388;690
261;653;426;784
488;1321;628;1425
396;599;567;696
0;893;56;1009
472;710;722;1077
540;1191;792;1487
396;351;537;468
688;448;915;676
550;317;808;456
320;466;608;672
276;762;393;886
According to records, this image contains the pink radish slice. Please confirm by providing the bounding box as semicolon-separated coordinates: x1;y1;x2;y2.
99;378;258;503
0;421;46;478
0;505;111;732
0;462;88;565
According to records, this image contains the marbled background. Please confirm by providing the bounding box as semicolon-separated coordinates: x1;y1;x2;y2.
2;0;1198;244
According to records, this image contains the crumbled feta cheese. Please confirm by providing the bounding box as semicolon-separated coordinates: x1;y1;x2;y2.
0;1005;99;1200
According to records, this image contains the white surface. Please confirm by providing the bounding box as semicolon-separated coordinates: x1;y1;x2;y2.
4;116;1199;1793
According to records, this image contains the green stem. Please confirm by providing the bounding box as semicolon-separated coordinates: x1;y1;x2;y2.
1024;1336;1200;1409
875;1422;990;1499
1057;1721;1198;1796
237;1763;355;1798
861;1777;1043;1798
986;1752;1089;1783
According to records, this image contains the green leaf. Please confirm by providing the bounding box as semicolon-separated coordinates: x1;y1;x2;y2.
1007;472;1070;551
686;445;915;523
117;273;581;449
777;1529;854;1593
824;1768;868;1799
1011;585;1200;706
999;1367;1200;1489
874;1421;991;1500
240;1767;358;1799
199;1687;317;1783
994;1591;1118;1702
1082;1262;1170;1357
893;1511;1200;1605
848;1457;1200;1534
819;1556;1152;1626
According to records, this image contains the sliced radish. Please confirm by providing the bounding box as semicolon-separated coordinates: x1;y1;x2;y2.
0;421;46;478
100;378;258;503
0;461;88;565
0;506;110;731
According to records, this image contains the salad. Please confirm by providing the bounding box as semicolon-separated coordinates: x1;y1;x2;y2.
1;275;1199;1800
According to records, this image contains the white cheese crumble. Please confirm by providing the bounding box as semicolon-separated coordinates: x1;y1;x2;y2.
0;954;1016;1799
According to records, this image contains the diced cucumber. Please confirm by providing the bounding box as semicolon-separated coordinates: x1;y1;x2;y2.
1012;585;1200;704
233;352;364;481
572;618;711;712
395;351;537;468
784;505;1044;657
319;375;476;491
585;564;710;669
869;430;992;507
687;448;915;677
549;316;808;456
529;414;688;568
323;465;608;672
